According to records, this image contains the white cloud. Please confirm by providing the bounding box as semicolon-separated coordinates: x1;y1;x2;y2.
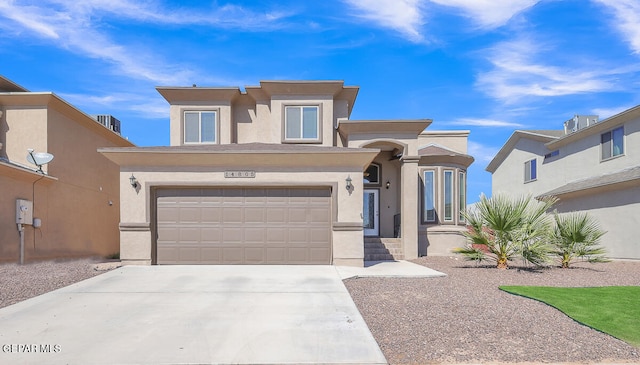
591;104;636;120
342;0;426;42
60;92;169;119
430;0;539;28
467;140;499;163
449;118;525;128
0;1;288;85
592;0;640;54
476;38;618;103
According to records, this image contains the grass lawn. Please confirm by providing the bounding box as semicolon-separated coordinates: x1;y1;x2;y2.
499;286;640;347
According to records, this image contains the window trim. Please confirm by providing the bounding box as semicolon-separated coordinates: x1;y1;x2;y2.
524;158;537;183
601;126;624;161
443;169;454;222
422;170;436;223
183;110;219;145
282;104;322;143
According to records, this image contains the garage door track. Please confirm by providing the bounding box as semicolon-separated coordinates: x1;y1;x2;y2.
0;265;387;365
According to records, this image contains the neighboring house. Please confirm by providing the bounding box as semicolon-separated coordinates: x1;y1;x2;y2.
487;110;640;259
0;76;134;263
100;81;473;266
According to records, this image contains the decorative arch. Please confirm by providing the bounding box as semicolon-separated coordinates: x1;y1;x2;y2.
358;139;408;158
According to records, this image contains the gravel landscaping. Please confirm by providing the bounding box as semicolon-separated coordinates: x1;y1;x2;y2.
2;257;639;364
344;256;640;364
0;258;115;309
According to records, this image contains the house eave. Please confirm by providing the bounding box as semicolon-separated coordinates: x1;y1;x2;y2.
99;145;380;169
486;130;560;173
338;119;432;140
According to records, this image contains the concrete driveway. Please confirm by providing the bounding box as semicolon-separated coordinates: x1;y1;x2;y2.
0;265;387;365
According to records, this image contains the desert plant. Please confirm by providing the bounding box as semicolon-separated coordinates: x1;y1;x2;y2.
453;194;557;269
549;212;609;268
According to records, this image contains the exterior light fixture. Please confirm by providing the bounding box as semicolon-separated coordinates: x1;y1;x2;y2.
386;181;390;189
345;175;352;191
129;174;138;189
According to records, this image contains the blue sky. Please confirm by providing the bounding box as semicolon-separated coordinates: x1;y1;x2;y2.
2;0;640;203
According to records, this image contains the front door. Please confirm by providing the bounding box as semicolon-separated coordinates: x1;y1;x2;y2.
363;189;379;236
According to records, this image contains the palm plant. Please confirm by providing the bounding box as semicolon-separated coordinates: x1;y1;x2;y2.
549;212;609;268
453;194;557;269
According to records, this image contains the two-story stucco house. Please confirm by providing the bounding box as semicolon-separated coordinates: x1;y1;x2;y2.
487;108;640;260
0;75;134;263
100;81;473;266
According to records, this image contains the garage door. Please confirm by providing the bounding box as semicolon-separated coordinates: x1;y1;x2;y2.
156;188;331;264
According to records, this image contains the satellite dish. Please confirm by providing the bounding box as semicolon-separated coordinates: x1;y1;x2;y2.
26;149;54;173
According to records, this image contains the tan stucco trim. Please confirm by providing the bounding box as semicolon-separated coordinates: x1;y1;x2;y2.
99;147;379;168
419;130;470;137
338;119;431;140
333;222;364;231
0;161;58;183
119;222;151;231
156;87;242;103
0;93;133;147
419;155;474;168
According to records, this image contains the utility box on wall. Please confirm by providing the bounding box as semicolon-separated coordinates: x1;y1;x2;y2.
16;199;33;225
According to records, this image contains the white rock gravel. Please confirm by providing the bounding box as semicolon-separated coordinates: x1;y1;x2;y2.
0;258;114;309
344;256;640;365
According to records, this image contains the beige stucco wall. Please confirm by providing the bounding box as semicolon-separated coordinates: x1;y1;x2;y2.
418;131;469;153
169;93;352;147
554;186;640;260
118;167;366;266
0;99;128;263
2;107;48;169
169;102;232;146
0;172;46;262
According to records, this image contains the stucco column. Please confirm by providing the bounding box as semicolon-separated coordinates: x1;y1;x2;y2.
400;156;420;260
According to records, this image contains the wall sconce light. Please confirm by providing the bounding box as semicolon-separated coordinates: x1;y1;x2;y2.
386;181;390;189
345;175;352;191
129;174;138;189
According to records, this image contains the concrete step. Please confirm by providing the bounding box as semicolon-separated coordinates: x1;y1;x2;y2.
364;253;404;261
364;248;404;255
364;240;402;246
363;237;404;261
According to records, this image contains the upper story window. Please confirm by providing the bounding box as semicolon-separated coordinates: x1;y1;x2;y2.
184;111;217;144
524;158;537;183
284;106;319;141
601;126;624;160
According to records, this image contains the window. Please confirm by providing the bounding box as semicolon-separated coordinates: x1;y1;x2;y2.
544;150;559;160
444;170;453;221
423;171;435;222
184;111;216;144
364;163;380;185
459;171;466;222
601;126;624;160
524;158;537;182
285;106;319;141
